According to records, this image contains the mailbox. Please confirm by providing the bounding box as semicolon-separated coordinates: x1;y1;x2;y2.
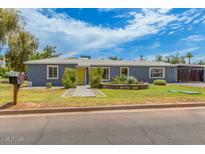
8;71;25;105
9;71;24;85
9;76;18;84
9;71;18;84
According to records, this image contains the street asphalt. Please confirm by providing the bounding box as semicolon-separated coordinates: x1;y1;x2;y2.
1;107;205;145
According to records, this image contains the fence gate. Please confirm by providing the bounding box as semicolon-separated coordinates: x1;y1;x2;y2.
177;66;204;82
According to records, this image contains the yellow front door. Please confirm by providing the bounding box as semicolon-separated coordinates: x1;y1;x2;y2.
77;67;85;85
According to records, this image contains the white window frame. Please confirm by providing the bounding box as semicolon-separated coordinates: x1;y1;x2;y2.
47;65;59;79
149;67;165;78
101;67;110;81
90;67;110;81
120;67;129;77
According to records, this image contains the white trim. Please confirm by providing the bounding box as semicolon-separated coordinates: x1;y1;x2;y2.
149;67;165;78
120;67;129;77
47;65;59;80
101;67;110;81
91;66;110;81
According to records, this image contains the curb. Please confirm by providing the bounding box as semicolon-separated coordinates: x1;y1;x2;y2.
1;102;205;115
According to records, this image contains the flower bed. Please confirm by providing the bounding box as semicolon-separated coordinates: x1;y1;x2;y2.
100;82;149;90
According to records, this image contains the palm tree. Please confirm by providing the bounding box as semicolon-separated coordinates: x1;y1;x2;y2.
186;52;193;64
140;55;144;61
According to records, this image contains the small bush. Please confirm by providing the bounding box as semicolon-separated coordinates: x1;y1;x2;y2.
89;67;102;88
0;67;10;78
46;82;52;88
112;75;127;84
127;76;138;84
153;79;167;86
62;68;77;88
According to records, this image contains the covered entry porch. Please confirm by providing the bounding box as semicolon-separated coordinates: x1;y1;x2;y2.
76;66;89;85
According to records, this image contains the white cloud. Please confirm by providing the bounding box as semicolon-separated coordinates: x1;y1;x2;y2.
19;8;204;57
148;42;160;49
181;35;205;42
163;47;199;57
97;8;115;12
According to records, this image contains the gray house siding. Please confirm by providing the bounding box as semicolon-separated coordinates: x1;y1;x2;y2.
28;64;177;86
28;64;76;86
90;66;177;83
129;66;177;83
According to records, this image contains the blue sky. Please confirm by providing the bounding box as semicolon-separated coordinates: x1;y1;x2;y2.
18;8;205;62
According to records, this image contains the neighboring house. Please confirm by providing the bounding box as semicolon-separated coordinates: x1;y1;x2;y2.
24;58;205;86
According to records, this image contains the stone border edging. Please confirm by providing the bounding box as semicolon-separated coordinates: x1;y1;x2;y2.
1;102;205;115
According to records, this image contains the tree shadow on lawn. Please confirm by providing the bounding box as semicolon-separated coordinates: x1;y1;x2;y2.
0;102;15;110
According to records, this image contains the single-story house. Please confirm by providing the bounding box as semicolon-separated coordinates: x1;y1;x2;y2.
24;58;205;86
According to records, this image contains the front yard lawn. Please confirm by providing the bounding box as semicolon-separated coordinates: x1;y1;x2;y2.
1;80;205;109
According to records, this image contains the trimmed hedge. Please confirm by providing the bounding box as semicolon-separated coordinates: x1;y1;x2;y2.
89;67;103;88
62;68;77;88
153;79;167;86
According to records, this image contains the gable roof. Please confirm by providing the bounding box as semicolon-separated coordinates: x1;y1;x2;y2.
24;58;177;67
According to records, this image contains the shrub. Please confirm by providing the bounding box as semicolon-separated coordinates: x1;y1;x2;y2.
127;76;138;84
46;82;52;88
153;79;167;86
89;67;103;88
112;75;127;84
0;67;10;78
62;68;77;88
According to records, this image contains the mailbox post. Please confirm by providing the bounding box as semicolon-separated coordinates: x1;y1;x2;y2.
9;72;24;105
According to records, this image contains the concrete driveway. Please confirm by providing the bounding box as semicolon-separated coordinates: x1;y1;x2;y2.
173;83;205;88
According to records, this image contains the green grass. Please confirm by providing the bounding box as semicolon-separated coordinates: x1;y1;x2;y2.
1;80;205;109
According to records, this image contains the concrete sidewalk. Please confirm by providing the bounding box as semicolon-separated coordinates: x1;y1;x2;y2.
62;85;102;97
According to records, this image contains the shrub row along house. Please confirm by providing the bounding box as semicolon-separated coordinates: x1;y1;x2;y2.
24;57;205;86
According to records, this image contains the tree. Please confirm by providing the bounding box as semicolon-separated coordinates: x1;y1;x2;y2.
163;53;186;64
0;55;4;67
109;56;122;60
155;55;163;62
163;56;171;63
0;9;20;51
179;56;186;64
31;45;61;60
89;67;102;88
140;55;144;61
198;60;205;65
170;52;180;64
186;52;193;64
5;30;39;72
62;68;77;88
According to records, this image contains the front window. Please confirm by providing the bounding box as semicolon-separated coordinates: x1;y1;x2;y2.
47;65;59;79
149;67;165;78
120;67;129;76
102;67;110;81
